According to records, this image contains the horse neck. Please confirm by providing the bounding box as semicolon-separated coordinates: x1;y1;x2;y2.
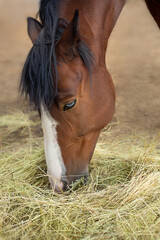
59;0;126;66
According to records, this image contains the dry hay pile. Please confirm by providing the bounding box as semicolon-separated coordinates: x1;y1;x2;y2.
0;110;160;240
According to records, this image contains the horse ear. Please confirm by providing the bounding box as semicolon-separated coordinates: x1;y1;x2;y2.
27;17;42;44
56;10;80;58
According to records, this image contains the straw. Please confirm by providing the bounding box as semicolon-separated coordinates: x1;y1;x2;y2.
0;110;160;240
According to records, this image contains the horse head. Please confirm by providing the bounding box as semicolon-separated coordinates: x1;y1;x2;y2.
21;1;116;192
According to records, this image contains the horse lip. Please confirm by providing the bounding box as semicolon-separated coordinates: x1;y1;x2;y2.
54;180;68;193
53;173;89;193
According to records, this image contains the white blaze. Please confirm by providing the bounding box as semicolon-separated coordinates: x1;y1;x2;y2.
41;105;66;186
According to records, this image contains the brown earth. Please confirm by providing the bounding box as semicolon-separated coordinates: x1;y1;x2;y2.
0;0;160;135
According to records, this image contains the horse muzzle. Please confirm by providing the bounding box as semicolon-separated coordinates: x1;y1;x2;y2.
49;172;89;193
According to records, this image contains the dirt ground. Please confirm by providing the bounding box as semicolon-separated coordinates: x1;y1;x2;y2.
0;0;160;135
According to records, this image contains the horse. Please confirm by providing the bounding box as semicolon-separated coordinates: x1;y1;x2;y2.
20;0;160;193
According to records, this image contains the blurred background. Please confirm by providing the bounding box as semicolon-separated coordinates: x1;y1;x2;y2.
0;0;159;134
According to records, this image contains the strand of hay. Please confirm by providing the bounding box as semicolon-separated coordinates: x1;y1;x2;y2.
0;111;160;239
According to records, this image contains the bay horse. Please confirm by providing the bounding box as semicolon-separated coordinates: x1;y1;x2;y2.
20;0;160;193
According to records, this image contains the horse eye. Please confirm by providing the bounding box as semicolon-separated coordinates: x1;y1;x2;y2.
63;100;77;111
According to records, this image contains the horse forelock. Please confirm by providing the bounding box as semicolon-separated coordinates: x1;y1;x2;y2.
20;0;94;110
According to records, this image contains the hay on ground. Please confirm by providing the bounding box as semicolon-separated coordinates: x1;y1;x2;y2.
0;110;160;240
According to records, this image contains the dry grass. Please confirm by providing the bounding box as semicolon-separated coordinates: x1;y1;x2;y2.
0;110;160;240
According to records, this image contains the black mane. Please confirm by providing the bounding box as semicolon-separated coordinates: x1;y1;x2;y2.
20;0;94;110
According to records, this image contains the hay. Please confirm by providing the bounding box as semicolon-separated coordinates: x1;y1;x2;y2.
0;110;160;240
